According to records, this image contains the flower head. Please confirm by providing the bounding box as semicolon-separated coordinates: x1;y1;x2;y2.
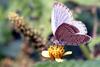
8;12;47;51
41;45;72;62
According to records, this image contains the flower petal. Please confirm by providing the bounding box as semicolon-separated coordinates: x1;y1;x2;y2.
64;51;72;56
41;50;50;58
55;58;64;62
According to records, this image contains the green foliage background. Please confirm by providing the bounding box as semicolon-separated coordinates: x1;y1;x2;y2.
0;0;100;67
34;60;100;67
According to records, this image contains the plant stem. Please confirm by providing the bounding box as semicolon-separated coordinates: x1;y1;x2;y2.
92;6;98;38
80;45;93;60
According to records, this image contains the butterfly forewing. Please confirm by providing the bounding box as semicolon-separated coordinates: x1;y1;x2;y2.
55;23;79;41
51;1;73;34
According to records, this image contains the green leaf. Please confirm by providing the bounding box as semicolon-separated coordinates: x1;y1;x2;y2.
73;0;100;7
88;37;100;51
34;60;100;67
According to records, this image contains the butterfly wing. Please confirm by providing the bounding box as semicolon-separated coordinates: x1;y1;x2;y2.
51;1;91;45
55;23;79;40
71;21;88;35
51;1;73;34
55;23;91;45
61;34;91;45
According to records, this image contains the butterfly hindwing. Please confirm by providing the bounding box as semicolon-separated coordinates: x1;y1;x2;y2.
62;34;91;45
55;23;91;45
71;21;88;35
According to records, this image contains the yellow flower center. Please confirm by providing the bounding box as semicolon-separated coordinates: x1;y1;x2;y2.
48;45;65;60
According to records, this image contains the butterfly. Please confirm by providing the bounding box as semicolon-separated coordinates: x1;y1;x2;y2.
51;1;91;45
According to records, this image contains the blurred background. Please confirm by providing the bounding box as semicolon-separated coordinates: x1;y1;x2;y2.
0;0;100;67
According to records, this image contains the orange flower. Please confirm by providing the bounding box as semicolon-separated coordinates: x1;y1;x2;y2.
41;45;72;62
